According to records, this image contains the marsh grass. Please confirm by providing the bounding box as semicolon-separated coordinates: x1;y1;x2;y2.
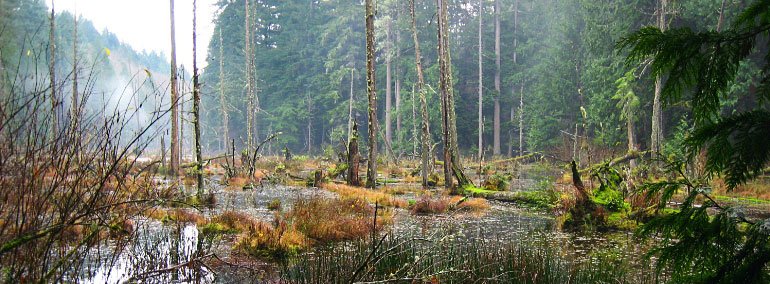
323;183;408;208
281;231;662;283
235;196;392;259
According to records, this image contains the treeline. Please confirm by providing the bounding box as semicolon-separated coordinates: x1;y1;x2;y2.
0;0;172;126
199;0;762;161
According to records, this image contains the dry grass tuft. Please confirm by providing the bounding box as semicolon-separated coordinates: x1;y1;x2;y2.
455;197;490;211
322;184;408;208
287;197;390;242
144;208;206;225
410;198;451;214
210;210;257;232
235;217;310;258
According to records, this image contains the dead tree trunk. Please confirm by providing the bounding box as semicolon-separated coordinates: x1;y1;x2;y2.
365;0;378;189
192;0;203;198
348;122;360;186
71;12;78;129
651;0;667;155
348;68;354;143
519;83;524;157
437;0;470;189
477;0;483;160
409;0;432;187
49;1;57;132
169;0;180;177
219;28;229;153
395;12;402;147
385;21;392;149
411;84;417;157
305;91;312;153
493;0;501;156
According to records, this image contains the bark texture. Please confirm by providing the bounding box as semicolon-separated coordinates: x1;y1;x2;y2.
365;0;378;189
169;0;180;176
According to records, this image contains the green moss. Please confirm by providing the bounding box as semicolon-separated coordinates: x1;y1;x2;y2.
462;185;557;210
714;195;770;204
482;173;510;191
328;164;348;179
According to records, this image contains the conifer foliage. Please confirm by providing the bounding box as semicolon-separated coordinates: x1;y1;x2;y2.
618;0;770;282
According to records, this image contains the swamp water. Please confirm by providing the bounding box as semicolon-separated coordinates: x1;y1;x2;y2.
81;182;658;283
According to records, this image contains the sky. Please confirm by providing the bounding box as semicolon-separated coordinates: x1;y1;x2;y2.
46;0;218;71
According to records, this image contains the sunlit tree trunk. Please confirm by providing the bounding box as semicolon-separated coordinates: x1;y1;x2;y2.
477;0;483;160
409;0;432;186
365;0;378;189
437;0;470;189
192;0;203;197
169;0;180;176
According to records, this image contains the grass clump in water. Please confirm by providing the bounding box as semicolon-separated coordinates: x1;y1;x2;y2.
322;183;408;208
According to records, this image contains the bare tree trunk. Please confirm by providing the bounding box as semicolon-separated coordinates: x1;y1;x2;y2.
651;0;667;155
409;0;432;187
49;1;57;132
169;0;180;177
508;106;514;156
192;0;203;197
628;117;637;168
395;15;402;146
519;83;524;156
71;12;78;129
180;67;185;161
365;0;378;189
245;0;255;151
411;84;417;157
348;122;360;186
477;0;483;160
348;68;354;143
514;0;523;157
219;28;229;154
493;0;501;156
161;133;167;169
437;0;470;189
307;91;312;153
385;22;392;149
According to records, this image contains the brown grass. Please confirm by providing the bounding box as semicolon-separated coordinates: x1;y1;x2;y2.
455;197;490;211
210;211;258;232
322;184;408;208
410;198;451;214
381;186;426;196
235;217;310;258
712;178;770;201
235;195;391;258
287;197;391;242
